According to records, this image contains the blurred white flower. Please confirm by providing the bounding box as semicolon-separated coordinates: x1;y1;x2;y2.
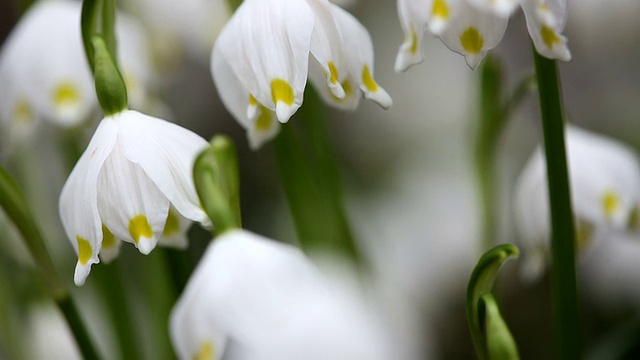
122;0;231;64
0;0;154;150
395;0;571;71
211;0;391;148
514;126;640;280
170;229;399;360
59;110;209;286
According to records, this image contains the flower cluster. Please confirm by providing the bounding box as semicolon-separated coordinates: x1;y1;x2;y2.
396;0;571;70
211;0;392;149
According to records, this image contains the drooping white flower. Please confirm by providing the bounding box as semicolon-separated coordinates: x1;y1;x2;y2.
59;110;209;286
211;0;391;148
514;126;640;280
0;0;154;150
170;229;397;360
395;0;571;71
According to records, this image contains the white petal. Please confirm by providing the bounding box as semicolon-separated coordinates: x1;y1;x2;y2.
59;119;118;286
395;0;428;72
331;4;392;108
97;123;170;255
114;110;209;225
158;208;191;250
212;48;281;149
216;0;315;123
521;0;571;61
466;0;519;17
439;2;508;69
307;0;347;99
99;225;122;263
308;58;360;111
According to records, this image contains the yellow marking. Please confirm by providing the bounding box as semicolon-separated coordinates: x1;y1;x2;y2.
460;27;484;54
13;100;32;124
129;215;153;243
327;62;339;84
361;65;379;92
249;94;258;106
432;0;450;19
255;105;273;132
76;236;92;265
193;341;215;360
540;25;560;49
53;82;80;106
102;225;117;249
271;79;294;106
409;25;419;54
602;190;620;220
163;210;180;236
330;79;353;102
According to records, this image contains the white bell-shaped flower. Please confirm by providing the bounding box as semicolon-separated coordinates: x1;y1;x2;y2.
170;229;396;360
395;0;571;71
514;126;640;280
211;0;391;148
59;109;209;286
0;0;154;150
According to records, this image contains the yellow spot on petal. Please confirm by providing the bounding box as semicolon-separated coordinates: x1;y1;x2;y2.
102;225;116;249
362;65;379;92
432;0;449;19
129;215;153;244
163;210;180;236
540;25;560;49
409;25;419;54
330;79;354;102
327;62;339;84
249;94;258;106
255;105;273;132
271;79;294;106
602;190;620;220
76;236;92;265
53;82;80;107
193;341;215;360
13;100;32;124
460;27;484;54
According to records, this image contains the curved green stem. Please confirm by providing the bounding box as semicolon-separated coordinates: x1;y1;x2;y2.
0;166;100;359
532;49;581;359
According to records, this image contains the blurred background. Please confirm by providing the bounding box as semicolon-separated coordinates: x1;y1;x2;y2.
1;0;640;359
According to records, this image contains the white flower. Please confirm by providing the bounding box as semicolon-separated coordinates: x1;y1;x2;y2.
514;126;640;280
395;0;571;71
0;0;154;149
211;0;391;149
170;229;396;360
59;109;209;286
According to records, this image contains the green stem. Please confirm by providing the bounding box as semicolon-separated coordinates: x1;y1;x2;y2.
532;50;581;359
0;166;101;359
81;0;100;71
272;89;361;265
101;0;117;62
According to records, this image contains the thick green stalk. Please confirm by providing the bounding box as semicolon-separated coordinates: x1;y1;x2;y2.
0;166;100;359
272;89;361;265
532;50;581;359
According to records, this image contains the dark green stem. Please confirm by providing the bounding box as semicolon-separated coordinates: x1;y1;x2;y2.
0;166;100;359
81;0;100;72
272;89;361;265
533;50;581;359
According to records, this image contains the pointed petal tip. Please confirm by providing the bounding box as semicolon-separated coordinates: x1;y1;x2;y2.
74;259;97;286
329;83;346;100
275;102;295;123
136;237;158;255
394;48;424;73
364;88;393;110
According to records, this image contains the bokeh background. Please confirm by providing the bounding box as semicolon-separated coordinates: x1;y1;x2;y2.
1;0;640;359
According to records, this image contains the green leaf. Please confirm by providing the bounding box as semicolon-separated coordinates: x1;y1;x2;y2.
466;244;519;360
193;135;242;235
480;294;520;360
